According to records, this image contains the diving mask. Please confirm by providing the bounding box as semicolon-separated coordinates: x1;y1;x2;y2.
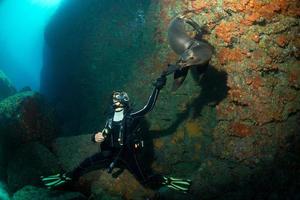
112;91;129;106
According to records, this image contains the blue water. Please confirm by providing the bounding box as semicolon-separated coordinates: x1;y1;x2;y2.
0;0;62;91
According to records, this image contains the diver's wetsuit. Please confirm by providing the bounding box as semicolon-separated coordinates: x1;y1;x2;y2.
69;86;164;189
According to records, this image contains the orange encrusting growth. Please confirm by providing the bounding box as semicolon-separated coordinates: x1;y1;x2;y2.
230;122;254;137
185;121;202;139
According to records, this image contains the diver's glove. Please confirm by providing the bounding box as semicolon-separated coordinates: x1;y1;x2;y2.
162;176;191;193
40;173;72;189
153;75;167;89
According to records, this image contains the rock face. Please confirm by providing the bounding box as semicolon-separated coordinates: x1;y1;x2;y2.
148;1;300;199
42;0;300;199
0;70;16;101
42;0;154;135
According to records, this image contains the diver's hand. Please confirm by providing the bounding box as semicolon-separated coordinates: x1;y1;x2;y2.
95;132;105;143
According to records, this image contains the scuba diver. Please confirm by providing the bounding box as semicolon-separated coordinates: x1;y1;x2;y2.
41;74;191;193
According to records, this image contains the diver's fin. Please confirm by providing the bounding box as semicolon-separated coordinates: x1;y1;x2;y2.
40;173;61;181
41;173;72;189
172;68;189;91
162;176;191;193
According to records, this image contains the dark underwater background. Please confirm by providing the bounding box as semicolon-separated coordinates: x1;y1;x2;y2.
0;0;299;199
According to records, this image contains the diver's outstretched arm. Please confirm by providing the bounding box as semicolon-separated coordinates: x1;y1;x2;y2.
130;75;166;118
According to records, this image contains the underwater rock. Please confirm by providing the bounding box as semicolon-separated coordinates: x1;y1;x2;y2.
52;134;99;171
89;183;122;200
85;170;153;200
190;158;252;199
0;91;58;185
0;91;58;145
191;153;300;200
0;70;16;101
7;142;61;192
12;185;86;200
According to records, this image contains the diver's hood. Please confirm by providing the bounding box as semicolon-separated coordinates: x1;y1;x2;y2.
167;16;212;67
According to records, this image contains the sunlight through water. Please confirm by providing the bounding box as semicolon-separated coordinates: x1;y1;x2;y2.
0;0;62;91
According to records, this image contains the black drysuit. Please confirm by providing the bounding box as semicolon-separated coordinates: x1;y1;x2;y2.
70;86;164;188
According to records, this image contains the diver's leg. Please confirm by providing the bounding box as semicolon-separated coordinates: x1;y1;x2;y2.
119;147;164;189
120;147;191;192
41;151;113;189
118;147;148;183
70;151;113;180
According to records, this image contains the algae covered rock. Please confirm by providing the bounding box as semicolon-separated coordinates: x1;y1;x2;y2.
0;91;58;145
0;70;16;101
7;142;61;192
12;185;86;200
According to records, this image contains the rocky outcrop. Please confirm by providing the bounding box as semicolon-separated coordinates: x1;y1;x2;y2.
0;91;58;146
0;70;16;101
0;91;58;184
7;142;61;192
12;185;86;200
